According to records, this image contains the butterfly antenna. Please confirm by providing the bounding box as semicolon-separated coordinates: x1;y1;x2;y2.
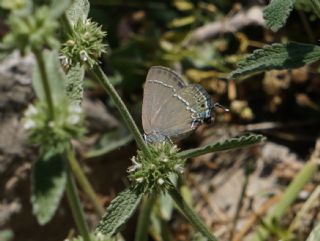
213;103;229;112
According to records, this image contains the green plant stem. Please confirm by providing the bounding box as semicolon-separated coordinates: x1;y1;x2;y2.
66;166;91;241
134;195;156;241
289;185;320;231
67;148;105;216
89;66;151;158
169;187;220;241
33;49;55;119
250;161;318;241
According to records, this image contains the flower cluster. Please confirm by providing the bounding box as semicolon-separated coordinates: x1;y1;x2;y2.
2;6;59;54
60;19;107;68
128;142;185;194
23;101;85;150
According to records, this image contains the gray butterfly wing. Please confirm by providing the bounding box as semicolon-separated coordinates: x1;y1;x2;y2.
142;66;186;136
150;84;213;140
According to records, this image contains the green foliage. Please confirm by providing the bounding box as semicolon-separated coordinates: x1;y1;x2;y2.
178;134;266;159
263;0;295;32
250;162;318;241
60;19;107;68
31;149;67;225
2;6;59;53
228;42;320;79
307;223;320;241
128;142;185;194
95;188;143;237
66;233;116;241
27;50;85;150
65;63;85;105
66;0;90;25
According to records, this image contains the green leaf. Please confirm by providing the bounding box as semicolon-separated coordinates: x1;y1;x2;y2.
178;134;266;159
263;0;295;31
67;233;117;241
32;50;66;104
228;42;320;79
96;188;143;237
50;0;72;18
66;0;90;25
307;223;320;241
31;149;67;225
65;63;85;105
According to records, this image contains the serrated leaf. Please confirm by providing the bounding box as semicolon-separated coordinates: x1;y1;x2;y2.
67;233;117;241
31;149;67;225
50;0;72;18
307;223;320;241
66;63;85;105
66;0;90;25
33;50;66;104
228;42;320;79
263;0;295;31
96;188;142;237
178;134;266;159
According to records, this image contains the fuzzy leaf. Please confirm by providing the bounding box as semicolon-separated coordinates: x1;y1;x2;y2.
263;0;295;31
307;223;320;241
65;63;85;105
96;188;142;237
31;149;67;225
32;50;66;104
228;42;320;79
50;0;72;18
178;134;266;159
66;0;90;25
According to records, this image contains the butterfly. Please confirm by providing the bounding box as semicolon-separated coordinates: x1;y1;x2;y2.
142;66;223;143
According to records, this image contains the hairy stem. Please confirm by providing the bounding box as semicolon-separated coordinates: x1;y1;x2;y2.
67;148;105;216
33;49;55;119
169;187;220;241
65;165;91;241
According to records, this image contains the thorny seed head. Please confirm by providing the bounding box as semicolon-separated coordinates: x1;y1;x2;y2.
22;101;85;150
60;19;107;68
128;142;185;194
